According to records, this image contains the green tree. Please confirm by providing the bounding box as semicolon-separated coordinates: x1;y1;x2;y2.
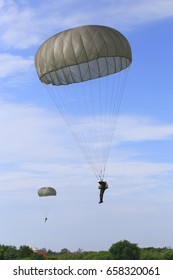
109;240;140;260
60;248;71;254
3;246;18;260
0;245;7;260
18;245;33;258
31;253;45;260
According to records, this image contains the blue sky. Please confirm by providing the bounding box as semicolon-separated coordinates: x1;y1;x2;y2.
0;0;173;252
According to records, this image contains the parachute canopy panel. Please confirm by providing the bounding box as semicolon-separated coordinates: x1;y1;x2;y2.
35;25;132;85
38;187;57;197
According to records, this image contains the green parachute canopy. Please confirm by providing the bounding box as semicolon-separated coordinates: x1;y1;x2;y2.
38;187;57;197
35;25;132;85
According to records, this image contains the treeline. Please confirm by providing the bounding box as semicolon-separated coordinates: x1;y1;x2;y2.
1;240;173;260
0;245;45;260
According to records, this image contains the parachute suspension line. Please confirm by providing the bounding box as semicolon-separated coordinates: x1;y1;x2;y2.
101;71;113;178
96;74;112;179
43;65;130;181
100;73;120;177
68;80;101;179
101;67;130;176
98;79;107;179
98;75;109;179
42;59;130;181
44;77;100;180
69;79;100;179
95;63;130;179
91;74;112;179
79;78;100;179
66;73;109;179
102;58;117;179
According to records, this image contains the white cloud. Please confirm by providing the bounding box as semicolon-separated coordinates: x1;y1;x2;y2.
0;0;173;50
105;0;173;28
108;161;173;178
0;0;41;49
116;115;173;142
0;53;33;78
0;101;70;161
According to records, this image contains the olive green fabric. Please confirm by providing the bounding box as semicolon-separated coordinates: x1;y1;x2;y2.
38;187;57;197
35;25;132;85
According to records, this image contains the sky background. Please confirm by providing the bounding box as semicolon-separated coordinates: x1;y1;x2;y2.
0;0;173;252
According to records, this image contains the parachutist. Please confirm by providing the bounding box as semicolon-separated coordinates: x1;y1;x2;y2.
45;217;47;223
98;180;108;203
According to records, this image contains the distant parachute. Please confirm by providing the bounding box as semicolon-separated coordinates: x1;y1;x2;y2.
38;187;57;197
38;187;57;222
35;25;132;180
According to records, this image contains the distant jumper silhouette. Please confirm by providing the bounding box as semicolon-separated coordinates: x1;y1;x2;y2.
98;180;108;203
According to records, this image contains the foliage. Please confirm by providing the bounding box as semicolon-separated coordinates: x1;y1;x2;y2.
31;253;45;260
60;248;71;254
4;246;18;260
109;240;140;260
1;241;173;260
0;245;18;260
140;247;173;260
18;245;33;258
